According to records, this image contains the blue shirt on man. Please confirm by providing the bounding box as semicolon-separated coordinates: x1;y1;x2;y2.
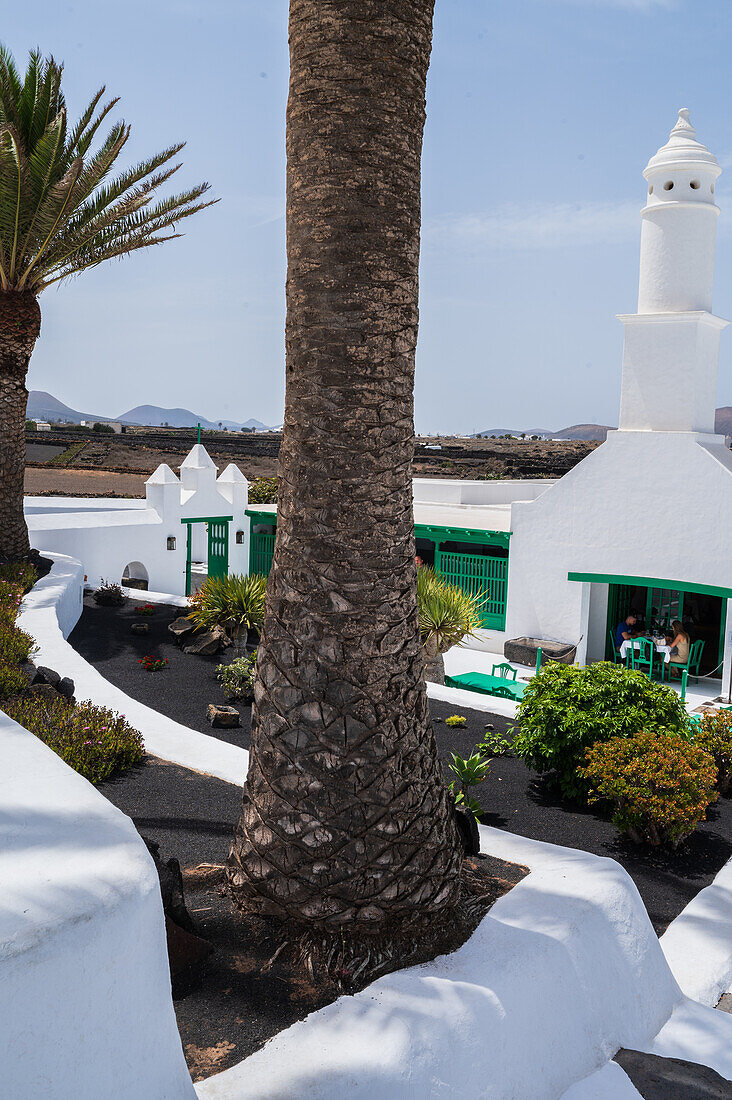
615;621;632;648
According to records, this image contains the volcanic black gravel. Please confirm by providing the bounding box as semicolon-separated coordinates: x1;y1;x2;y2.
73;598;732;1077
74;599;732;938
69;596;253;749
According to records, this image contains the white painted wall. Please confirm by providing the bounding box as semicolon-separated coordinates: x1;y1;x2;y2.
26;446;250;597
1;563;195;1099
505;431;732;659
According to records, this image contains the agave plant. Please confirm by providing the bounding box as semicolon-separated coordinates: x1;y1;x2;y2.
417;567;484;684
188;573;267;651
0;47;216;561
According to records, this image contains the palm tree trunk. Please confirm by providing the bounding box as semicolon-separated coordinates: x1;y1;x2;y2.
0;291;40;562
228;0;462;931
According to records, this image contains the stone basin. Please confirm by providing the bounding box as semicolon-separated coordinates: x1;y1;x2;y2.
504;636;577;667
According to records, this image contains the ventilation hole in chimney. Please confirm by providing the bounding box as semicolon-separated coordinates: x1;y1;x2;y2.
712;183;716;194
690;180;701;189
663;180;674;191
648;184;654;195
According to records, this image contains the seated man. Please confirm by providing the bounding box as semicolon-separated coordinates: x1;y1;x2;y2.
615;612;638;652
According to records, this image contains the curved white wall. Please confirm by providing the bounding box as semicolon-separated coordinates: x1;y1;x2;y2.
0;654;195;1097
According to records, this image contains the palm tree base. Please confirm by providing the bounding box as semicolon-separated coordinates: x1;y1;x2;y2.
227;854;528;996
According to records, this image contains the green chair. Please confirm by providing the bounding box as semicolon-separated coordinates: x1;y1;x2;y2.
607;628;621;664
628;637;659;679
492;662;517;681
666;639;705;684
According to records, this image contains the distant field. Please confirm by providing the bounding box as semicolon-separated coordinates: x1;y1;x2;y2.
24;467;148;497
25;442;65;463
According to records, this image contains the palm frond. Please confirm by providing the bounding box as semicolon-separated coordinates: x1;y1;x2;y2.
0;45;215;294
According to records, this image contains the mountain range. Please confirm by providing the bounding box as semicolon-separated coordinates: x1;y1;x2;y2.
26;391;275;432
477;409;732;441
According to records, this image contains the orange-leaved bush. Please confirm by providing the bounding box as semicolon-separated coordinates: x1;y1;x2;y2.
691;710;732;795
579;729;718;848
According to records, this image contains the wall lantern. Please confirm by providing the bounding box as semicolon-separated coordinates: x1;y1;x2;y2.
236;530;245;544
167;536;176;551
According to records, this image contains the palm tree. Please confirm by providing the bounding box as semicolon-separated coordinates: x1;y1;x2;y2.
0;47;215;561
228;0;462;948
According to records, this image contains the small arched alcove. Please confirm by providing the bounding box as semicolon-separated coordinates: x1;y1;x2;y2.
121;561;149;591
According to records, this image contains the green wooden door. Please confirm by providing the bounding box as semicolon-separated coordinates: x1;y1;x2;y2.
207;520;229;581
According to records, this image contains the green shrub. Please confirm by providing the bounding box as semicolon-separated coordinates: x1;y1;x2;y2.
188;573;266;648
478;727;512;757
3;696;145;784
0;580;23;624
691;710;732;795
0;660;29;701
217;652;257;701
580;730;718;848
514;662;689;801
248;477;278;504
0;623;36;665
445;714;467;727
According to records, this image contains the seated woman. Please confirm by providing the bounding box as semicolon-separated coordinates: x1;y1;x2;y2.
667;620;691;665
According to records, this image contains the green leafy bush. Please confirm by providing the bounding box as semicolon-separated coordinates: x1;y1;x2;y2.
4;696;145;784
580;730;717;848
691;710;732;795
0;580;23;625
248;477;278;504
479;728;512;757
514;662;689;801
217;652;257;701
0;660;29;701
188;573;266;648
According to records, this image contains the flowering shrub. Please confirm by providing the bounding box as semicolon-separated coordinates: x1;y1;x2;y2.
0;561;38;593
691;710;732;795
0;660;29;701
216;652;257;701
134;603;156;616
0;623;35;665
0;580;23;625
3;695;144;784
445;714;467;728
139;655;168;672
580;730;718;848
515;662;690;802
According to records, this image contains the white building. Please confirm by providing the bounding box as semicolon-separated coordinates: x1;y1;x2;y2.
24;109;732;688
27;445;250;594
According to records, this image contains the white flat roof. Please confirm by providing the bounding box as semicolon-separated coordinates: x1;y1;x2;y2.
248;500;513;534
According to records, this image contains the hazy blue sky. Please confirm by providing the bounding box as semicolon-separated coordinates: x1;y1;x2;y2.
6;0;732;432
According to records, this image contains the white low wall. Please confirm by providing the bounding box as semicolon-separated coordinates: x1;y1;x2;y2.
0;710;195;1098
661;853;732;1006
196;828;703;1100
18;555;248;786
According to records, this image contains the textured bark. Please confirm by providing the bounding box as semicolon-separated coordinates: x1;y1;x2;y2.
228;0;462;928
0;291;40;561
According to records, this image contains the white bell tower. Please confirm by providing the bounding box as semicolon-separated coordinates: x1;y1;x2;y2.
618;109;728;435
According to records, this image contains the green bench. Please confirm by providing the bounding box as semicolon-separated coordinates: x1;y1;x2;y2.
445;671;526;702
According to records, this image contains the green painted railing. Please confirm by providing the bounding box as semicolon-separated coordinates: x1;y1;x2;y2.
436;550;508;630
250;531;276;576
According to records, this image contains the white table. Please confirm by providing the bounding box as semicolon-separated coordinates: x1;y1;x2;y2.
619;639;673;665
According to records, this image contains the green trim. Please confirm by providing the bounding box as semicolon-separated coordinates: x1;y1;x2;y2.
245;508;277;524
181;515;233;525
415;524;511;546
569;572;732;600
